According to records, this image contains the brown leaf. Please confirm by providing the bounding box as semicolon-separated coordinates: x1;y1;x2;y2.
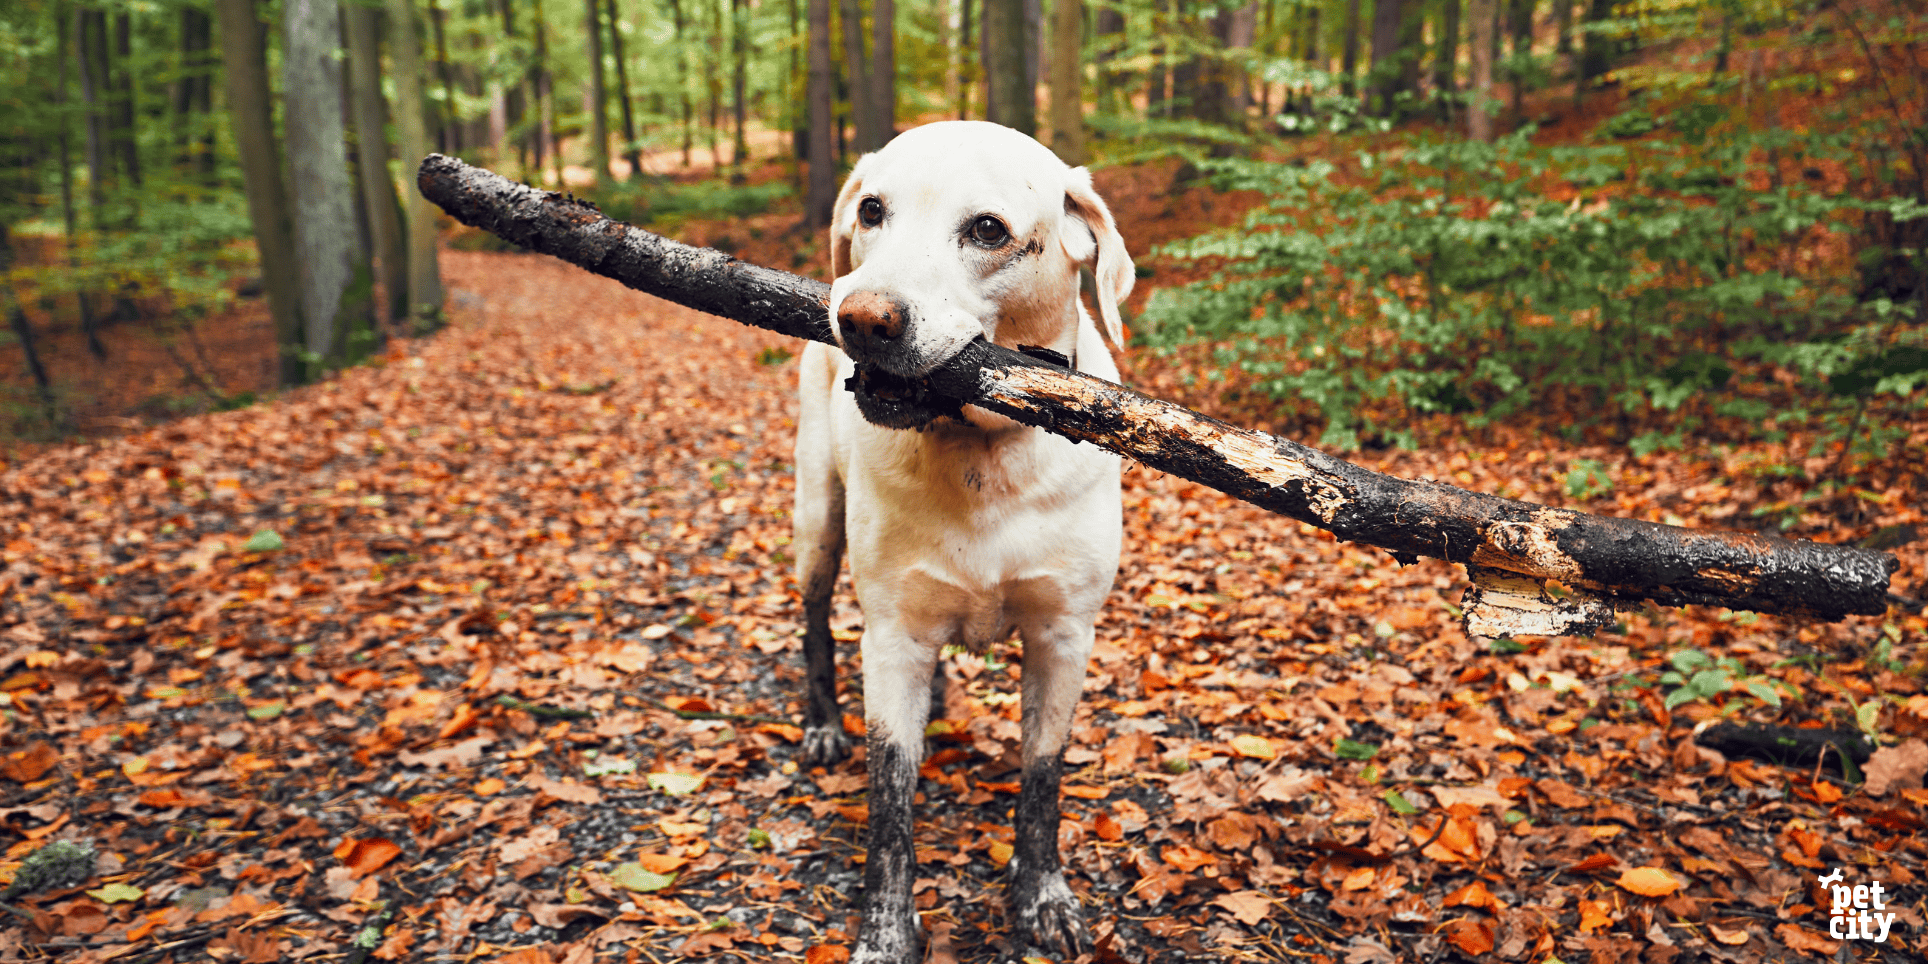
1863;739;1928;797
1212;890;1272;925
1441;918;1494;956
0;742;60;783
335;837;403;879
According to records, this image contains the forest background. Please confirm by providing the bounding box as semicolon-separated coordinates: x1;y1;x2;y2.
0;0;1926;962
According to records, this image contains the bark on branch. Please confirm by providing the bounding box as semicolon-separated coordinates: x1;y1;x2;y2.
416;154;1899;630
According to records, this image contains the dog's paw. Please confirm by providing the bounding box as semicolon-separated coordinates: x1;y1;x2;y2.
800;724;850;766
851;915;922;964
1012;870;1089;959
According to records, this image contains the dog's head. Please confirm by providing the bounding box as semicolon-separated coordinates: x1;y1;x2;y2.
828;122;1132;426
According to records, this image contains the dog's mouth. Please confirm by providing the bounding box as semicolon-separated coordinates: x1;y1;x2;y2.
845;365;965;430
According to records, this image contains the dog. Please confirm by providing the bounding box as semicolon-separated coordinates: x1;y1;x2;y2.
792;121;1135;962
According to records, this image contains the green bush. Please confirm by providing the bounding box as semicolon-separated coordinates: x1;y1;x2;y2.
591;178;793;227
1140;120;1926;455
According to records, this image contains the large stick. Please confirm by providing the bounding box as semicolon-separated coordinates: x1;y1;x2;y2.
417;155;1898;631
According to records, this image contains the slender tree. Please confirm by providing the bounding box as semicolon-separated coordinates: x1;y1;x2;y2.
983;0;1032;133
77;8;108;213
345;0;408;330
283;0;373;371
385;0;445;330
1469;0;1495;141
109;13;140;190
1047;0;1083;164
1577;0;1613;88
584;0;610;179
1368;0;1403;114
807;0;835;227
215;0;303;384
608;0;643;178
427;0;459;151
732;0;751;166
870;0;895;147
1341;0;1361;98
175;4;216;180
667;0;692;165
1434;0;1462;101
842;0;874;149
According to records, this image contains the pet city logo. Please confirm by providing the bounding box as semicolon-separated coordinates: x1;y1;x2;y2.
1817;868;1898;943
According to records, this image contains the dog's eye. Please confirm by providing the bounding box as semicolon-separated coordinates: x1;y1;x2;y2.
858;197;885;227
969;216;1009;247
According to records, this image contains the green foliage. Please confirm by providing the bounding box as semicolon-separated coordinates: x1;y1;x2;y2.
1140;113;1927;454
1659;649;1794;711
1564;459;1614;501
591;178;792;228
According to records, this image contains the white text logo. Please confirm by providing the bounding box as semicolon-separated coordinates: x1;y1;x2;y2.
1818;868;1896;942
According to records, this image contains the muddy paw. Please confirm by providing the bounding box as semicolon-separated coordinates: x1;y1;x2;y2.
800;724;850;766
1013;871;1089;959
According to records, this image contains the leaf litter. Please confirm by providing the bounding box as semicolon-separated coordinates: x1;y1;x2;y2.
0;242;1920;964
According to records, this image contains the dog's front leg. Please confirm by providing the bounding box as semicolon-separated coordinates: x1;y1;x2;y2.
853;634;936;963
1011;620;1096;957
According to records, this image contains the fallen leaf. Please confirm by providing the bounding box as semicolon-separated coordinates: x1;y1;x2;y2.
1616;866;1683;897
1212;890;1272;925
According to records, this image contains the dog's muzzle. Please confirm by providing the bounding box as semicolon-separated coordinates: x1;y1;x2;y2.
837;290;966;429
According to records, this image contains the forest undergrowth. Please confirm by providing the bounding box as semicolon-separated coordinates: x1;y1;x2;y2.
0;235;1922;962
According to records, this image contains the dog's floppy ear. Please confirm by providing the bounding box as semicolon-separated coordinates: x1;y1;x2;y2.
829;155;875;279
1060;167;1133;350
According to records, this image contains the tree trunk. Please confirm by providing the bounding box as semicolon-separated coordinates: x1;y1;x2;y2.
1341;0;1361;98
583;0;609;180
283;0;372;371
428;0;459;152
792;0;807;161
1047;0;1082;164
841;0;873;150
1434;0;1460;99
668;0;692;166
706;0;723;160
176;5;217;180
870;0;895;148
1508;0;1533;117
608;0;644;178
215;0;304;385
111;13;141;190
1093;2;1122;115
1577;0;1611;89
1368;0;1402;115
1144;0;1165;117
77;9;108;213
1468;0;1495;141
959;0;975;118
807;0;835;227
733;0;751;165
983;0;1032;133
386;0;446;331
1;226;58;416
1554;0;1571;55
419;152;1902;628
498;0;531;174
345;0;408;331
56;3;105;360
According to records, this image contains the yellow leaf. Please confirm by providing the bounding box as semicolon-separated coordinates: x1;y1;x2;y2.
1230;734;1276;760
1616;866;1683;897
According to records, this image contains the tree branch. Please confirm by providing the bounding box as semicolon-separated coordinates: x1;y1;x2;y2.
416;154;1899;629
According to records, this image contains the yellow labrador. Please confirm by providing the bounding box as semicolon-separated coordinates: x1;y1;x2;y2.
792;121;1134;961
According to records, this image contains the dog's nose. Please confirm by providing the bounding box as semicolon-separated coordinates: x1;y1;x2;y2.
837;291;908;347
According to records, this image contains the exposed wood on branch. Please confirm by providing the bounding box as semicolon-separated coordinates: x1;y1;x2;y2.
416;154;1899;629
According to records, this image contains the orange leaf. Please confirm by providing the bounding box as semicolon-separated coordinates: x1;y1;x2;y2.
1442;918;1494;956
0;742;60;783
1809;780;1843;804
1341;866;1376;891
1229;734;1276;760
1093;812;1123;842
1161;845;1215;873
1577;899;1614;933
804;946;851;964
987;839;1013;866
473;777;507;796
438;702;481;740
1062;785;1108;800
633;854;689;874
1443;880;1504;912
1708;924;1750;945
338;837;403;879
756;723;804;743
139;789;188;809
1565;853;1618;874
1616;866;1683;897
